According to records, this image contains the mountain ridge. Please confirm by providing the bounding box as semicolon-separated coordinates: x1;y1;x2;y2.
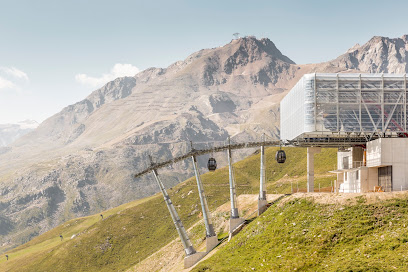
331;34;408;73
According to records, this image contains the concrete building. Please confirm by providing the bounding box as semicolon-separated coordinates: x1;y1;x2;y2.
281;73;408;192
334;138;408;193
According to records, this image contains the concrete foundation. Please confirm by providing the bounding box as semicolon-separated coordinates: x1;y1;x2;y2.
257;198;268;216
206;235;219;252
228;218;245;241
307;147;321;192
229;217;245;234
184;252;206;269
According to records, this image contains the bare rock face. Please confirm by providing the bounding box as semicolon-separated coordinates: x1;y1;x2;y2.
209;93;236;113
23;77;137;148
1;35;407;252
331;35;408;73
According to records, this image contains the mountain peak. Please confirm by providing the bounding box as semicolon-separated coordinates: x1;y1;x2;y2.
162;35;297;88
346;43;361;53
228;36;295;64
332;34;408;73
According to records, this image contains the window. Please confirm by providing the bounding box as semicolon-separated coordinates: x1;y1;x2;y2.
343;156;349;169
378;166;392;192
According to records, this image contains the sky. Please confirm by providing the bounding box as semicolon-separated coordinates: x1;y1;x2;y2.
1;0;408;124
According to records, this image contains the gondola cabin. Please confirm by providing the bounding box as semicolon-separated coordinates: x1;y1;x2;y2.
275;150;286;163
207;158;217;171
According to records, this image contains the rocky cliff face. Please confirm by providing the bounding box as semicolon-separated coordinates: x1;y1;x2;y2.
331;35;408;73
1;35;406;252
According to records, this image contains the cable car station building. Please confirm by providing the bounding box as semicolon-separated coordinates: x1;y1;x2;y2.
281;73;408;193
133;73;408;268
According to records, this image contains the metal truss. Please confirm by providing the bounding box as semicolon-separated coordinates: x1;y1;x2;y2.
281;73;408;141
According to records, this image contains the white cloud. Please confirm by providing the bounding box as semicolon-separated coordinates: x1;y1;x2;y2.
0;67;28;91
0;67;29;81
75;63;140;88
0;77;16;89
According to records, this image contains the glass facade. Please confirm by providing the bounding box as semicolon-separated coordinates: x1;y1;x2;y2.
280;73;408;141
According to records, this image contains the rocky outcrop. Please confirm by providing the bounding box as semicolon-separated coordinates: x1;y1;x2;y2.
331;35;408;73
24;77;137;147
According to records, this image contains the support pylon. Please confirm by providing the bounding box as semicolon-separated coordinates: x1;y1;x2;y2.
227;138;244;234
191;155;218;251
258;141;267;215
151;169;206;268
152;169;196;256
307;147;321;192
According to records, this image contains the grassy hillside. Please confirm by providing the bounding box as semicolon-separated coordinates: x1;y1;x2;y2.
0;147;336;272
193;194;408;271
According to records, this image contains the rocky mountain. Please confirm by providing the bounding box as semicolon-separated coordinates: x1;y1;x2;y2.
0;120;38;147
1;35;407;252
330;35;408;73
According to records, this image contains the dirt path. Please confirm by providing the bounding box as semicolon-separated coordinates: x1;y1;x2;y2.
282;191;408;206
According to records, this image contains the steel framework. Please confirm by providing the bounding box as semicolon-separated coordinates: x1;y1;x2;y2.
281;73;408;142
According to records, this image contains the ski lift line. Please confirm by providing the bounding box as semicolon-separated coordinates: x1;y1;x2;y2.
181;184;252;187
135;140;283;178
135;136;368;179
123;133;277;147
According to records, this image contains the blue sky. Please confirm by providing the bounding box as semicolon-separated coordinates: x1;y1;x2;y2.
1;0;408;123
